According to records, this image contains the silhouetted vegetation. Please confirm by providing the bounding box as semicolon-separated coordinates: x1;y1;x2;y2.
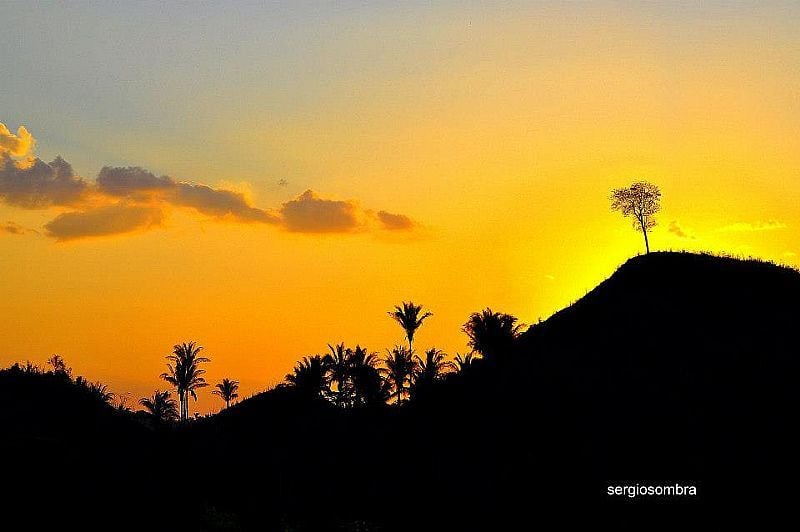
212;378;240;409
139;390;180;424
4;252;800;529
382;345;417;405
388;301;432;351
160;341;210;421
462;308;523;363
610;181;661;253
284;355;327;400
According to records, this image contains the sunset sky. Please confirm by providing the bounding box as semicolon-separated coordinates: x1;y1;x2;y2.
2;1;799;413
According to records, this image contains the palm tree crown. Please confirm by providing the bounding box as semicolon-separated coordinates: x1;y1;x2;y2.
285;355;327;400
383;345;418;405
388;301;432;351
88;381;115;404
349;345;386;407
160;341;210;421
139;390;179;424
462;308;523;362
212;378;239;409
454;352;478;373
414;348;453;384
323;343;352;406
411;348;454;399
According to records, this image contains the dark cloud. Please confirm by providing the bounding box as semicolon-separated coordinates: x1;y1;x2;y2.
1;221;34;236
280;189;361;233
173;182;279;223
97;166;173;198
44;203;163;242
96;166;279;224
376;210;415;231
0;155;88;208
0;125;417;241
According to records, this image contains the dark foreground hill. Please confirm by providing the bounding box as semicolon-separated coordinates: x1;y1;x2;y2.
2;252;799;530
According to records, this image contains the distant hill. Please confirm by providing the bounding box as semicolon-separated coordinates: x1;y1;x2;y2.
2;252;798;530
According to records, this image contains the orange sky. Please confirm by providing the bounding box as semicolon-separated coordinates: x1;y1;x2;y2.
1;2;799;413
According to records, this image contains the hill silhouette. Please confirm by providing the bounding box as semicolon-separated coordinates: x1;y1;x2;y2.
2;252;798;530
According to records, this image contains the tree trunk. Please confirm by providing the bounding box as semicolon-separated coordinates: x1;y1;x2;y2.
642;228;650;254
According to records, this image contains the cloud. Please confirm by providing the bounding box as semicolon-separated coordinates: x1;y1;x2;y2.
668;220;695;239
376;210;416;231
0;124;417;241
173;182;279;223
717;220;787;232
0;155;88;208
96;166;173;198
279;189;362;233
44;203;164;242
0;221;35;236
98;166;279;223
0;123;35;158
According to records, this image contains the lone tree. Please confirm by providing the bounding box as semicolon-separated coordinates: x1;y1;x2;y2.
388;301;433;352
610;181;661;254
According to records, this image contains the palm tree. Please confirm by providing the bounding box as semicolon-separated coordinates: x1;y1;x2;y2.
323;343;351;406
349;345;386;407
139;390;179;424
75;375;113;403
414;348;453;384
212;378;240;409
454;351;478;373
383;345;418;405
285;355;328;400
87;381;115;404
411;348;454;399
160;341;210;421
388;301;433;352
462;308;523;362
